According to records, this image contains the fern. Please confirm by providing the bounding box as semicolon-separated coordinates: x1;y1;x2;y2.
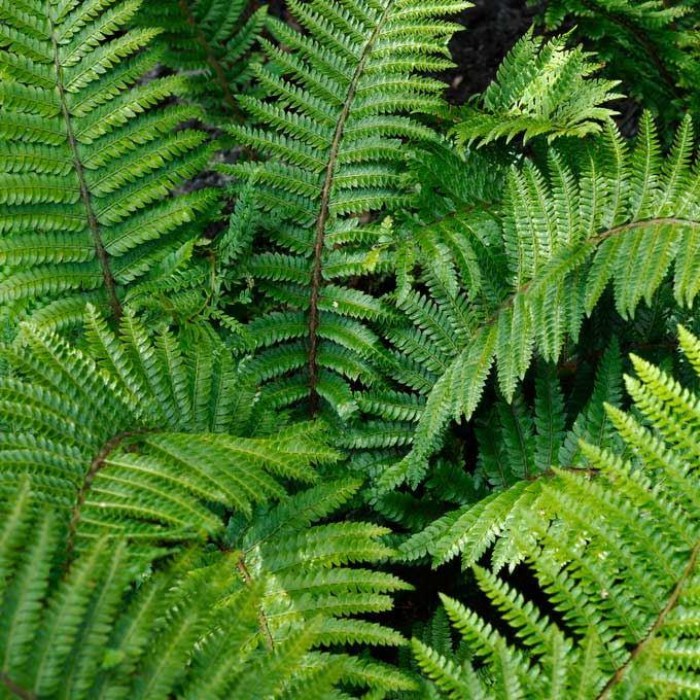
375;113;700;488
0;306;340;549
412;326;700;698
0;483;414;699
453;30;623;146
136;0;268;122
0;0;216;327
0;310;418;697
532;0;700;125
228;0;468;417
1;0;699;695
398;345;624;571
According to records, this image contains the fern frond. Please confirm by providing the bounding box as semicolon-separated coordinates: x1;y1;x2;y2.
381;114;700;487
532;0;700;125
0;308;337;549
135;0;268;121
0;489;411;699
0;0;216;326
415;326;700;698
229;0;468;416
454;30;622;147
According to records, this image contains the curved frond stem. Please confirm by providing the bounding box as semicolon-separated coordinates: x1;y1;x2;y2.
66;429;153;561
308;0;395;415
597;538;700;699
48;16;122;320
0;672;36;700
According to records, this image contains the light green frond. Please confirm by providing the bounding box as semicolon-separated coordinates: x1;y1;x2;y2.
388;116;700;483
454;30;622;147
0;309;336;549
415;328;700;698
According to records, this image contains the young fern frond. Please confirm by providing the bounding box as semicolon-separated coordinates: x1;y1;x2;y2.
412;327;700;699
136;0;268;122
376;114;700;488
454;30;622;147
229;0;468;417
0;0;216;328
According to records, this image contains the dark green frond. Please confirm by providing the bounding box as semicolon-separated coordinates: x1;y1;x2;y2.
532;0;700;126
229;0;469;417
0;0;216;327
0;488;412;699
136;0;268;121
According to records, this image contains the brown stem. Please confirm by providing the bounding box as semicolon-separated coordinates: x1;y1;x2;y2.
177;0;241;117
308;0;395;415
49;22;122;320
0;674;36;700
65;430;149;562
236;557;275;650
597;540;700;699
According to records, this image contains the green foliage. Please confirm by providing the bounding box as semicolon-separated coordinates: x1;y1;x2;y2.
0;0;216;328
0;306;336;545
453;31;623;146
532;0;700;125
229;0;469;418
136;0;268;122
0;313;415;698
0;484;414;699
2;0;700;697
412;326;700;699
375;113;700;488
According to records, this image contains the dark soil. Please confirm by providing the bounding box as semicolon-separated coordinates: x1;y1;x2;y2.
443;0;538;105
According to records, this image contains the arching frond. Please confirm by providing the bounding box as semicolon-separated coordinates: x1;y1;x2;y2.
375;114;700;488
413;326;700;698
229;0;469;417
0;0;216;327
0;307;337;549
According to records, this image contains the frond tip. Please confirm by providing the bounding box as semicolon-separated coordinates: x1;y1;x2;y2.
454;30;622;146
